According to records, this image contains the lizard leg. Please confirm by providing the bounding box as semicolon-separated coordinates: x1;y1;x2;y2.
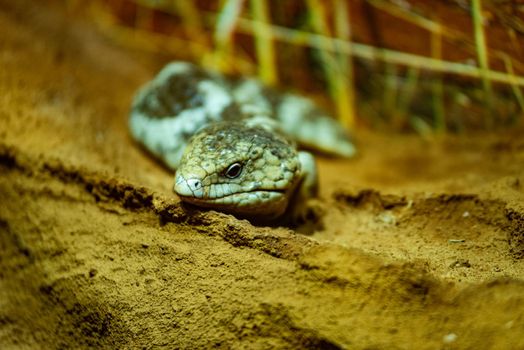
298;151;318;199
286;151;319;224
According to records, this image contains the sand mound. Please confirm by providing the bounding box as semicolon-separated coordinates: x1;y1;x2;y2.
1;1;523;348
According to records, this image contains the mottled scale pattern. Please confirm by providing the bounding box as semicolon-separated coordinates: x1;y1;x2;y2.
129;62;355;221
174;122;301;218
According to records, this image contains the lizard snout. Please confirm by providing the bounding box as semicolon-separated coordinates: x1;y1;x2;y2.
174;174;203;197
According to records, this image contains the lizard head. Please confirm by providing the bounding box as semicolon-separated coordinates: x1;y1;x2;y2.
173;121;301;220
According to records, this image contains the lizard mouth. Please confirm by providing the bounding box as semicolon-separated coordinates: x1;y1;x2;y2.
176;188;286;203
176;188;289;217
174;174;288;202
173;172;292;217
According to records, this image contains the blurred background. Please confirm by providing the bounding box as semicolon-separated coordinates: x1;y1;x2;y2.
58;0;524;135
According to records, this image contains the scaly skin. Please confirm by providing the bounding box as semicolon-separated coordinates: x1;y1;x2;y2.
129;62;354;221
174;121;302;219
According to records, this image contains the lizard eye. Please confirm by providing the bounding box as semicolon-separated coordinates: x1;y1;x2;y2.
224;162;243;179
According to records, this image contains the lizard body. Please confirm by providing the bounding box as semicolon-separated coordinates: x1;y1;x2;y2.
129;62;355;221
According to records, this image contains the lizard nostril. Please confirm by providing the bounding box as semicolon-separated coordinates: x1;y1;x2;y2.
186;178;202;191
173;175;203;197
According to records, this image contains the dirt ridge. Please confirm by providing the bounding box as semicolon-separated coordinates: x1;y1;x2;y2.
1;1;524;347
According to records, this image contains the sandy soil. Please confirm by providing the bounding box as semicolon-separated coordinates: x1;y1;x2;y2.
1;1;523;349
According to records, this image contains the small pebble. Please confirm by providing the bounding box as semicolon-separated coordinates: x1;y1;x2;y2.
443;333;458;343
449;259;471;268
378;212;396;225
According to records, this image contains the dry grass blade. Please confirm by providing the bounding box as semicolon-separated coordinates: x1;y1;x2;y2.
471;0;494;120
171;0;212;61
213;0;245;71
431;27;445;132
84;0;524;132
250;0;276;85
88;2;210;59
333;0;356;130
397;67;420;118
306;0;355;130
232;17;524;87
502;54;524;113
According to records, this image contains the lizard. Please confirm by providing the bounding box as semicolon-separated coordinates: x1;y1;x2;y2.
129;61;356;223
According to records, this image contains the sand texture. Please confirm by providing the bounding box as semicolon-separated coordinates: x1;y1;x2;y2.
1;2;523;349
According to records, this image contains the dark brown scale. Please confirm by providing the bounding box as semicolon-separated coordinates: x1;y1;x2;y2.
135;66;215;119
199;122;292;155
220;103;246;121
188;121;297;182
258;84;285;112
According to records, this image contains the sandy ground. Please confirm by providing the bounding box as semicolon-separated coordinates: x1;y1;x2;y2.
1;1;524;349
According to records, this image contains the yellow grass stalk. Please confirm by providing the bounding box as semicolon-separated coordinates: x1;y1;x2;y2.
91;6;209;58
502;55;524;113
333;0;356;129
369;0;524;80
431;28;446;132
306;0;355;130
368;0;443;34
250;0;277;85
383;63;398;119
170;1;202;28
213;0;245;71
471;0;493;118
507;29;522;60
397;67;420;117
171;0;212;61
232;17;524;87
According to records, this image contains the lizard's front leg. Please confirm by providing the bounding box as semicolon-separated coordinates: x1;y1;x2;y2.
287;151;319;224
